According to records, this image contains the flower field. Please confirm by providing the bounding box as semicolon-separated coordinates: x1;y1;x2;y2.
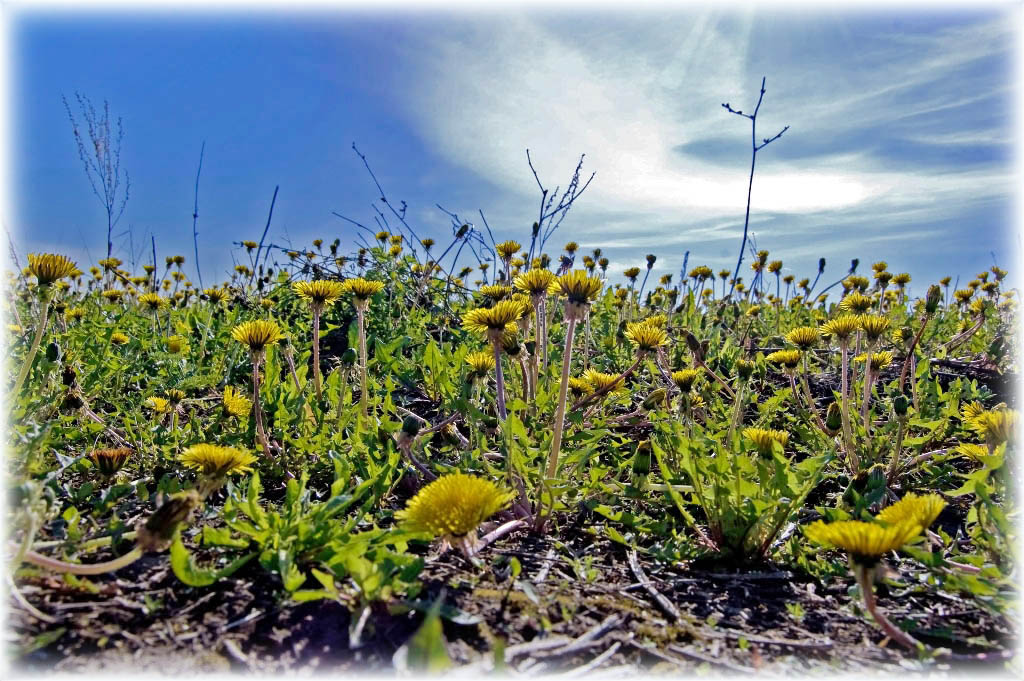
5;239;1018;675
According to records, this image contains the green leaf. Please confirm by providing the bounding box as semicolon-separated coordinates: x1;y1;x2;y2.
401;596;452;673
169;535;256;587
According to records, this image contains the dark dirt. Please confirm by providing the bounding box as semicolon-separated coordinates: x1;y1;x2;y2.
10;524;1017;676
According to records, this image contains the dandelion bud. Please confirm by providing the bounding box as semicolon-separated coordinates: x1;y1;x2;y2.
135;490;202;553
45;341;60;363
894;395;909;418
818;257;826;274
642;388;668;411
631;441;652;477
925;284;942;314
645;254;656;269
736;359;755;381
825;402;842;434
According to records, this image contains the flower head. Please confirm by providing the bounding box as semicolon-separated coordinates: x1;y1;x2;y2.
786;326;819;350
851;350;894;372
167;335;187;354
462;299;525;337
90;447;133;476
743;427;789;456
28;253;79;287
204;287;229;304
567;377;595;397
820;315;860;342
478;284;513;301
765;349;802;370
495;240;522;261
293;280;346;307
110;331;130;346
223;385;253;418
671;368;702;393
465;351;496;377
179;444;258;479
395;472;515;538
876;493;945;530
514;268;557;296
556;270;603;306
839;292;873;314
138;292;167;311
955;443;989;461
625;321;668;353
804;519;923;566
969;408;1017;448
344;277;385;302
231;320;283;353
146;396;171;414
582;368;625;394
858;315;891;344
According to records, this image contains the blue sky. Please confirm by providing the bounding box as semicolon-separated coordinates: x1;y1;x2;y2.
8;4;1020;294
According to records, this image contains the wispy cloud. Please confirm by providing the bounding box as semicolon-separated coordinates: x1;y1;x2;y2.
386;8;1015;283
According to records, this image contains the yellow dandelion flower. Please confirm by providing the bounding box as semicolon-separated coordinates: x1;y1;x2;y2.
786;326;819;350
960;401;987;423
743;427;789;455
462;299;525;336
671;368;702;392
969;408;1017;447
495;240;522;261
625;321;668;353
90;447;133;476
858;315;891;343
804;519;923;565
138;292;167;311
395;472;515;538
820;315;860;342
568;376;595;396
876;493;945;530
765;349;802;370
146;396;171;414
624;267;641;280
955;443;990;461
465;350;496;376
223;385;253;418
204;287;229;304
293;280;346;306
514;268;557;296
852;350;894;371
167;335;187;354
179;444;257;479
582;368;625;394
644;314;667;329
28;253;79;287
110;331;130;345
65;307;86;322
839;292;873;314
344;277;385;301
231;319;284;353
478;284;513;301
556;270;603;306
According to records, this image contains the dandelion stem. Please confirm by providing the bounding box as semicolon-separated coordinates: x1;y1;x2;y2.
252;354;273;458
357;306;369;419
839;340;859;473
545;315;578;480
855;564;923;651
312;305;323;402
20;546;144;576
491;338;508;420
11;286;54;398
